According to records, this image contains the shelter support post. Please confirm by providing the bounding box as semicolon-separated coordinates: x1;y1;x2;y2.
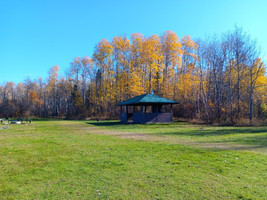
152;105;158;113
126;105;128;122
159;105;162;113
171;104;173;122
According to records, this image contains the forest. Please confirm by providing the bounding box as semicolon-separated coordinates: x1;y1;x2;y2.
0;27;266;124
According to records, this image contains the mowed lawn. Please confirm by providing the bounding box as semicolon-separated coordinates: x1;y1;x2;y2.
0;120;266;199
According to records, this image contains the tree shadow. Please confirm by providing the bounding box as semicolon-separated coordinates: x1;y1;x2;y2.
196;135;267;151
87;120;190;126
86;121;124;127
158;127;267;137
155;128;267;149
86;121;191;128
217;134;267;148
30;118;63;121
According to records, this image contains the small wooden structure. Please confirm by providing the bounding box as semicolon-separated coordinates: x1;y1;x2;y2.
117;94;178;123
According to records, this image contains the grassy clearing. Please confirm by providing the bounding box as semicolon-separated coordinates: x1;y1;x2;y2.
0;120;266;199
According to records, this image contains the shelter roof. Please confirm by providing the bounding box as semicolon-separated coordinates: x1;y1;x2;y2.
116;94;178;106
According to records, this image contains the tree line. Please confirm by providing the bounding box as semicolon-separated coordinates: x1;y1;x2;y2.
0;27;266;124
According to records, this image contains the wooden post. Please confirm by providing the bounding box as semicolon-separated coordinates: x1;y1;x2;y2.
152;105;158;113
133;106;135;113
120;106;122;121
159;105;162;113
170;104;173;122
126;105;128;122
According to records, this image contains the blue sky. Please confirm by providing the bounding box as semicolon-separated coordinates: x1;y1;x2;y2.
1;0;267;83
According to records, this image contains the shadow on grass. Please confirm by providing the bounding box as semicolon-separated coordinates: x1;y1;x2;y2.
217;134;267;148
86;121;190;126
197;135;267;151
86;121;123;127
156;127;267;149
167;127;267;136
30;118;64;121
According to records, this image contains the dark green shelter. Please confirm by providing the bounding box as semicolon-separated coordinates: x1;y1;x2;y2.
116;94;178;123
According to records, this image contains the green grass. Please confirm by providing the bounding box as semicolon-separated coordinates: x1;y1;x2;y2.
0;120;267;199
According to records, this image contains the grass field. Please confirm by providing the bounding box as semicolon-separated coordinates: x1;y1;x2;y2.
0;120;266;199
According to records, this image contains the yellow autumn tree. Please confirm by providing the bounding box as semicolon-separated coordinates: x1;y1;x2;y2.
141;35;163;94
129;33;145;97
112;36;131;101
93;39;114;115
160;31;182;99
178;36;199;105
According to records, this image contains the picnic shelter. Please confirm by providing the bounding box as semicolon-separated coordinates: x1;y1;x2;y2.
116;93;178;123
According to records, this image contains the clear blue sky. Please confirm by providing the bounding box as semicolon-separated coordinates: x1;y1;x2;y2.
1;0;267;83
